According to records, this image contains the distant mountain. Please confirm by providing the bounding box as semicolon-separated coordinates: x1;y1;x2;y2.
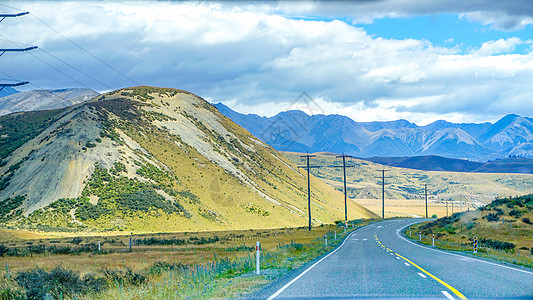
214;103;533;161
0;87;19;98
0;88;99;116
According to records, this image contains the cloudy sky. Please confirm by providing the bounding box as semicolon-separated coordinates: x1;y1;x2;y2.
1;1;533;125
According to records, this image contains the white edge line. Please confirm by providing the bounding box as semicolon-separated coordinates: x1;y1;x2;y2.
442;290;455;300
267;227;363;300
396;222;533;276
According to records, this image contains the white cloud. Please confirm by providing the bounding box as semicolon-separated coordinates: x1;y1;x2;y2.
2;1;533;125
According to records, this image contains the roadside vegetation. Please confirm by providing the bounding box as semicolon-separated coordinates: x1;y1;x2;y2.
405;194;533;269
0;220;372;299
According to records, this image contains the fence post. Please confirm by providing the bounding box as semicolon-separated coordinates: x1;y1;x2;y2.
256;241;261;275
98;241;101;252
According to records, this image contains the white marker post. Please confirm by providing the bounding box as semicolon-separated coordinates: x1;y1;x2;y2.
98;241;101;251
432;234;435;247
419;232;422;241
256;241;261;275
325;235;328;246
334;231;337;240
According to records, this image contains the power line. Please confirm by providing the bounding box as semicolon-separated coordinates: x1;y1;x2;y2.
331;154;355;226
298;153;321;231
375;169;390;219
28;12;140;86
0;8;30;91
37;48;113;90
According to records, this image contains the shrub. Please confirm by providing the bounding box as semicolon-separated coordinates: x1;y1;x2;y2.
479;238;515;251
15;266;106;300
522;217;532;225
486;213;500;222
431;214;438;218
508;209;524;218
0;244;8;257
101;268;146;286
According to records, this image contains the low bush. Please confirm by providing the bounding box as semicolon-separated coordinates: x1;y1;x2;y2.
522;217;532;225
15;266;106;300
479;238;515;251
486;213;500;222
101;268;146;286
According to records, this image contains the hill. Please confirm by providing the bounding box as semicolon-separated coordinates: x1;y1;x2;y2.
409;194;533;265
281;152;533;208
0;88;98;116
215;103;533;161
0;86;375;233
0;87;19;98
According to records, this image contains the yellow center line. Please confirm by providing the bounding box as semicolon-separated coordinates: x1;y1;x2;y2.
386;248;393;251
395;253;468;300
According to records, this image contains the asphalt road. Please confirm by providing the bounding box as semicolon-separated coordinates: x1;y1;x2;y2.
256;218;533;299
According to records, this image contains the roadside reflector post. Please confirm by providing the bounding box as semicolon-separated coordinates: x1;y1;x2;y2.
344;227;346;234
129;237;132;252
409;227;411;236
432;234;435;247
334;231;337;240
325;235;328;246
473;237;478;253
256;241;261;275
98;241;101;251
419;232;422;241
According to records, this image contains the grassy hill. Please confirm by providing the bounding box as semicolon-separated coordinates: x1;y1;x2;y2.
408;194;533;267
282;152;533;212
0;87;375;234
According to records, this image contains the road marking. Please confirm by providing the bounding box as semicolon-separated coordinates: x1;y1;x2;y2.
396;257;400;260
267;226;362;300
396;253;467;299
404;263;410;266
363;238;367;241
390;253;394;255
396;225;533;276
442;291;455;300
386;248;393;251
417;272;427;278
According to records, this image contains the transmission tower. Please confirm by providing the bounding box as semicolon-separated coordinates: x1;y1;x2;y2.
0;10;36;92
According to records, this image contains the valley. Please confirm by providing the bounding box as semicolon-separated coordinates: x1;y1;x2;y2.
282;152;533;217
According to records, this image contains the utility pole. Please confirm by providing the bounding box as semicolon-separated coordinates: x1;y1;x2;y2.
0;11;35;92
298;153;321;231
425;184;428;218
375;169;390;219
332;154;354;225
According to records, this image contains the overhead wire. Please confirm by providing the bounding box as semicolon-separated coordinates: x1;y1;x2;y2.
0;33;92;89
0;2;139;89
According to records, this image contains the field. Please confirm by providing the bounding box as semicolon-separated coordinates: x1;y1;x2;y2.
354;198;458;218
282;152;533;216
0;221;372;299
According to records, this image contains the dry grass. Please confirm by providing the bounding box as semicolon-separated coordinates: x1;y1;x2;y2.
0;224;355;275
354;198;465;218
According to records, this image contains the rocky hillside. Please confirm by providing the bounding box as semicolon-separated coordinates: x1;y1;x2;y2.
215;103;533;162
0;88;98;116
0;86;375;233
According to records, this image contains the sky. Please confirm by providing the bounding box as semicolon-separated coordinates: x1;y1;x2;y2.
1;1;533;125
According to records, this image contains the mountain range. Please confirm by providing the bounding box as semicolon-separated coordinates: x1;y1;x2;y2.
0;88;99;116
0;86;374;232
0;87;19;98
215;103;533;162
